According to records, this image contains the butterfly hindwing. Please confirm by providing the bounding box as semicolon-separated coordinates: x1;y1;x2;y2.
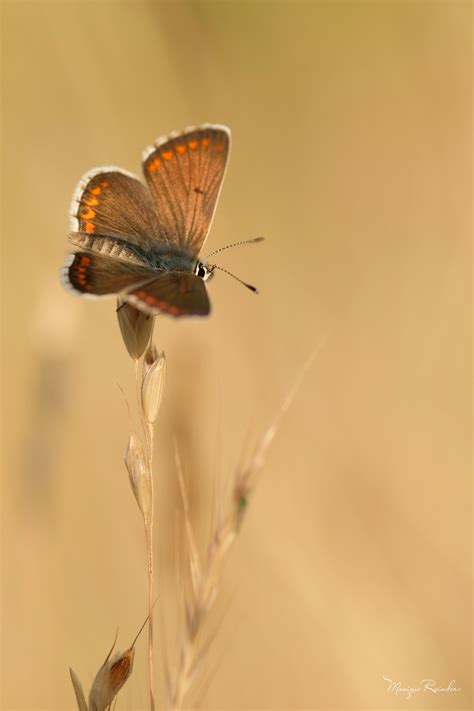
142;124;230;256
127;272;210;317
63;251;155;296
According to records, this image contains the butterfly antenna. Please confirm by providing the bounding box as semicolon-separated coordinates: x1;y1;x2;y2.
213;264;259;294
205;236;264;259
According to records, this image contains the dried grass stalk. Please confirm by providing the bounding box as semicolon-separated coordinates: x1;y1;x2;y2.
121;320;165;711
170;351;317;709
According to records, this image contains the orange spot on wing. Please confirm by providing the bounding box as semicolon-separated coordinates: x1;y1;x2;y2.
84;196;99;207
188;140;198;150
132;290;189;316
162;150;173;160
80;255;91;265
91;186;102;196
176;144;186;154
81;207;96;219
101;180;109;188
216;143;225;152
202;137;209;147
149;158;161;173
84;222;95;233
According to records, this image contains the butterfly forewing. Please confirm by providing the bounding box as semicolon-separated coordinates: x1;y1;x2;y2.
69;168;166;255
142;125;230;256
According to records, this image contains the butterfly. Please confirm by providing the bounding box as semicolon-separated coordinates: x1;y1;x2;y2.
62;124;233;317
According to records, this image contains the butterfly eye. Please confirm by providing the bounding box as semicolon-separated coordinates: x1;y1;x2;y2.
195;262;213;281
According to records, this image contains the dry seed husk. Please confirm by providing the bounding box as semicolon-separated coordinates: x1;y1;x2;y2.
117;300;154;360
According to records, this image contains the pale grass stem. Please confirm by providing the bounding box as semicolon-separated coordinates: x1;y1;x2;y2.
120;303;165;711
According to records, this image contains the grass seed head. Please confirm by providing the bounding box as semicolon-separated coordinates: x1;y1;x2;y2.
124;432;151;516
88;647;135;711
117;299;154;360
141;349;166;424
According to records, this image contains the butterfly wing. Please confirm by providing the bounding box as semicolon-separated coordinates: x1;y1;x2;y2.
142;124;230;257
127;272;210;317
63;252;210;317
63;251;156;296
69;167;167;256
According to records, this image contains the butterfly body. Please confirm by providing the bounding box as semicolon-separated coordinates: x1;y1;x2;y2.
123;246;210;279
62;124;229;317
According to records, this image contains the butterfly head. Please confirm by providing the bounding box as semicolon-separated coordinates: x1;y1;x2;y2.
194;260;215;282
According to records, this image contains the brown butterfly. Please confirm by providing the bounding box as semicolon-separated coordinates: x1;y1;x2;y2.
62;124;251;317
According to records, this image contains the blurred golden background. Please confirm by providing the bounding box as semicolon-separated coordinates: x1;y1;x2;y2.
2;1;471;709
